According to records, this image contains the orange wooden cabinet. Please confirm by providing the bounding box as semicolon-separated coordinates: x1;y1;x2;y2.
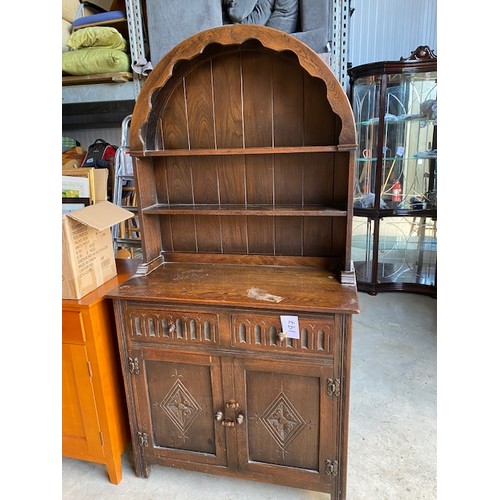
62;260;137;484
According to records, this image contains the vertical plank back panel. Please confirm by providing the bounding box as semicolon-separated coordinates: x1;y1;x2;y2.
191;157;220;205
303;153;335;205
166;157;193;204
303;218;333;256
331;217;347;259
221;216;248;253
275;154;303;205
161;83;189;149
159;216;174;253
218;156;245;204
273;54;304;147
275;217;303;255
169;215;197;252
195;216;223;253
247;216;274;254
185;60;216;149
304;77;338;146
213;52;244;149
245;155;274;205
241;51;273;148
161;84;189;149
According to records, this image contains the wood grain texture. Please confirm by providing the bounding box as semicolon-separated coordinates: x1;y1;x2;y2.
62;260;138;484
113;25;358;500
107;262;359;314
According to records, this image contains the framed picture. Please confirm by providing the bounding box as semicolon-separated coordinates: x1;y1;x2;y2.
62;168;96;203
62;197;91;215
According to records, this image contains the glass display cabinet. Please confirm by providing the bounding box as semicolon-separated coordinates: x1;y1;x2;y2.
348;46;437;296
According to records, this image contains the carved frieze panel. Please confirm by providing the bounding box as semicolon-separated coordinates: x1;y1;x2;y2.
125;306;218;345
231;314;337;354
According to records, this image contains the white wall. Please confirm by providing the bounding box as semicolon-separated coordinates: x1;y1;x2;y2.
348;0;437;68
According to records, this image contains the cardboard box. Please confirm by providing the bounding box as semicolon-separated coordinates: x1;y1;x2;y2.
62;201;134;299
62;0;101;23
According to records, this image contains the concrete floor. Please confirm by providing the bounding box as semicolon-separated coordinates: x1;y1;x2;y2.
62;292;437;499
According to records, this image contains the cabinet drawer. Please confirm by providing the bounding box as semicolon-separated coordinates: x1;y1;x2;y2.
62;311;86;344
124;305;219;346
231;314;338;355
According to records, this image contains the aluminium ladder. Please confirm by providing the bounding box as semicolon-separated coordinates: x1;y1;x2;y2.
112;115;142;258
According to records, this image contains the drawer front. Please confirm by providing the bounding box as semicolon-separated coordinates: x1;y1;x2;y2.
231;313;339;355
62;310;86;344
124;304;219;346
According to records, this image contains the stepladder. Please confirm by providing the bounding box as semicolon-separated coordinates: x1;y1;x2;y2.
112;115;141;259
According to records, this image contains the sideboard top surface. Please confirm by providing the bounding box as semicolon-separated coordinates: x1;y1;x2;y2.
107;262;359;314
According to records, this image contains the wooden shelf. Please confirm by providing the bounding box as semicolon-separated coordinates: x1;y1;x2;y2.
62;72;133;86
130;145;358;157
142;204;347;216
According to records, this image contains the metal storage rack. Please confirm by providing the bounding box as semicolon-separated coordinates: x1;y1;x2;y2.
62;0;149;127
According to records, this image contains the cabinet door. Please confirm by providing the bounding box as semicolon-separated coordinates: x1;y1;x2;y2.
62;342;104;460
233;357;337;489
130;347;227;467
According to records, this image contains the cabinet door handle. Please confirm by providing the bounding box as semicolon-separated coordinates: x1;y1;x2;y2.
226;399;239;409
215;412;245;426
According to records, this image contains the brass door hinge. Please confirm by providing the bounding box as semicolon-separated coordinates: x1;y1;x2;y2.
137;432;148;447
327;377;341;397
325;459;338;476
128;357;140;374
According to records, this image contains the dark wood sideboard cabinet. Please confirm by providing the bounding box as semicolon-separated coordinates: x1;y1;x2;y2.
106;25;359;500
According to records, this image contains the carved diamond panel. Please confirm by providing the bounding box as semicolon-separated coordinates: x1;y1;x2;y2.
160;379;202;435
260;391;306;450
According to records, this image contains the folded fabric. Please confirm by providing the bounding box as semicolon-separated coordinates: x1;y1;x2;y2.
228;0;275;25
224;0;298;34
66;26;127;51
72;10;127;29
62;47;130;75
266;0;299;33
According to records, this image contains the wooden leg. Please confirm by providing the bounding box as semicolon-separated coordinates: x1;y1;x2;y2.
105;452;123;485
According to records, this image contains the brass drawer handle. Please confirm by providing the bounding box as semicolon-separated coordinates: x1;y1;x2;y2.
215;411;245;426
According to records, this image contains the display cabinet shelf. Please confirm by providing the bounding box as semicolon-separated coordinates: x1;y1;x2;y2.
348;45;437;296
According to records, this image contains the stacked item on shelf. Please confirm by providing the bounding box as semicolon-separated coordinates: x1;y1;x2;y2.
62;26;131;82
62;1;133;85
62;0;101;52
